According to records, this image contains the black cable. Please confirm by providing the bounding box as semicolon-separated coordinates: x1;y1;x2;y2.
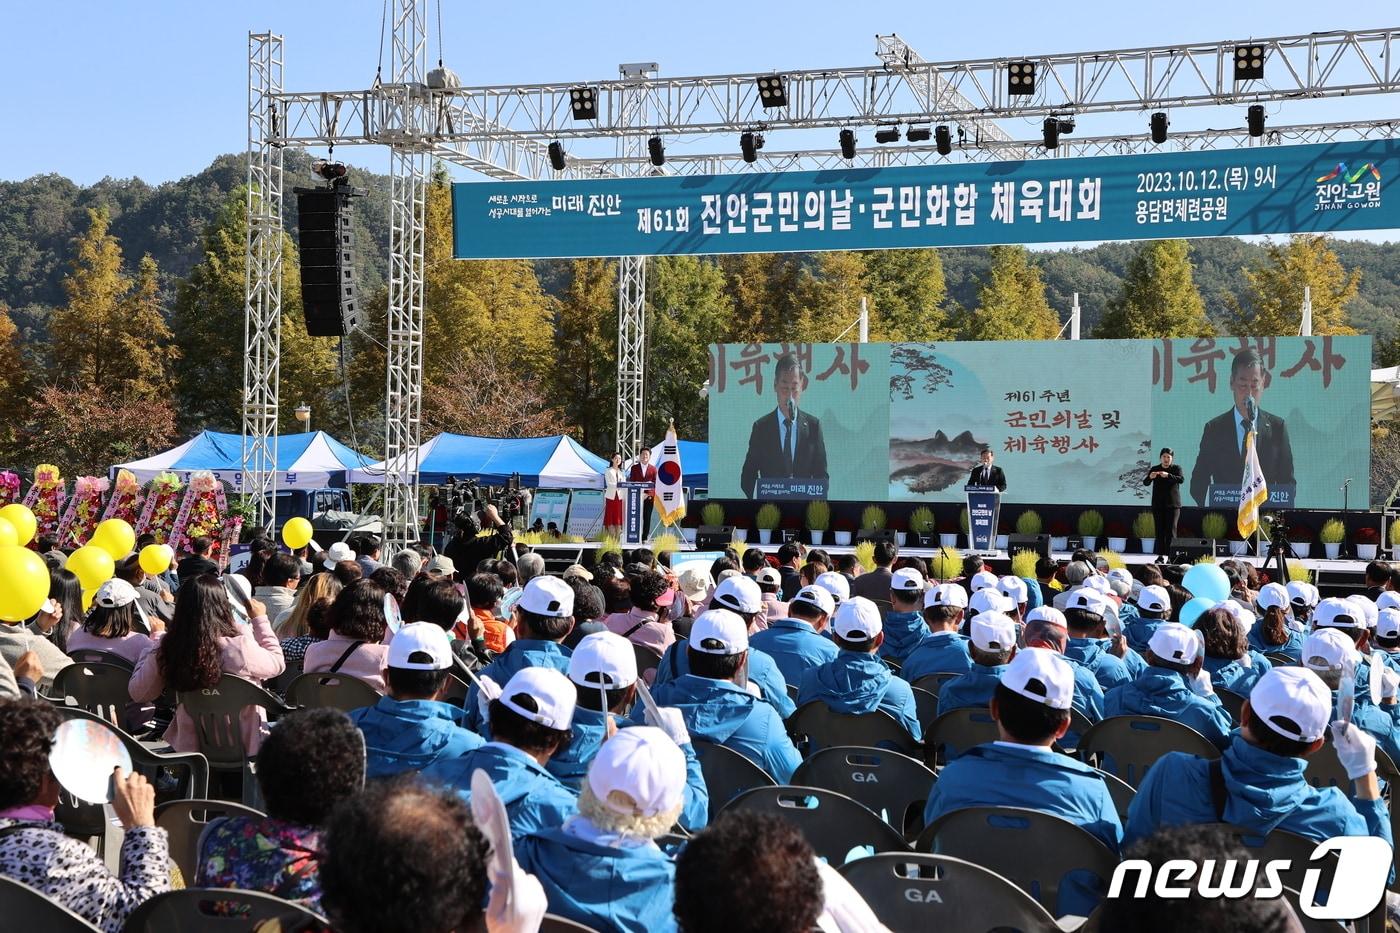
375;0;388;85
436;0;444;68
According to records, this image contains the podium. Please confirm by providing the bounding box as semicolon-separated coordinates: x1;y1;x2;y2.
621;482;652;545
965;485;1002;554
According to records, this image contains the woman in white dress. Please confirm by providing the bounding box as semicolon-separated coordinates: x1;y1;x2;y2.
603;452;625;539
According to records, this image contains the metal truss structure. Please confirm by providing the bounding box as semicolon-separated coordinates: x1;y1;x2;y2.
246;20;1400;542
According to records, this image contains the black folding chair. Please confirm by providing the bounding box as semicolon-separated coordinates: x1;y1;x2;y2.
441;673;470;708
1076;714;1220;787
284;671;381;712
785;702;920;757
0;876;102;932
66;648;135;669
791;746;936;839
910;672;962;699
691;738;776;818
1265;652;1298;667
121;888;327;932
538;915;604;933
632;642;662;683
50;661;136;728
922;707;998;768
154;798;267;883
177;674;296;799
719;786;910;866
839;853;1068;933
1096;769;1137;824
1216;688;1247;724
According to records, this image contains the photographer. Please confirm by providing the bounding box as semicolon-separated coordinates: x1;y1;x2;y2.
443;503;514;579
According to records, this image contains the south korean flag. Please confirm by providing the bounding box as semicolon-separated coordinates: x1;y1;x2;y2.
654;423;687;528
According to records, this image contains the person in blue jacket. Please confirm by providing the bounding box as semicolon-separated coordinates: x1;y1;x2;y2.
937;611;1017;719
1122;584;1171;656
1248;582;1304;661
1195;606;1272;698
878;568;930;662
517;727;685;933
925;647;1122;920
995;575;1029;624
552;630;709;832
1375;608;1400;675
348;621;484;778
464;575;576;733
1300;628;1400;765
796;596;922;742
899;583;971;686
749;584;838;688
644;609;802;782
1125;666;1393;857
423;666;579;838
1104;622;1233;750
659;574;793;715
1021;608;1103;748
1063;589;1139;692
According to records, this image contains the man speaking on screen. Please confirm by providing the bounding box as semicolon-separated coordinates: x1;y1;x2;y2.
1189;348;1295;507
740;352;829;498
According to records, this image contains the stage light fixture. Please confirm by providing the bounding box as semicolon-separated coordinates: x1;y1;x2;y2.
1042;117;1060;149
756;74;788;109
905;125;932;143
839;129;856;160
1247;104;1266;137
548;141;567;171
740;131;764;163
569;86;598;120
311;160;348;181
875;125;901;144
934;124;952;155
1007;60;1036;96
648;136;666;167
1150;111;1169;144
1234;44;1265;81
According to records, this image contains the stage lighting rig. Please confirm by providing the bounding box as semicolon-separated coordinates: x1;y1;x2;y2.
311;160;348;181
1247;104;1266;137
1150;111;1169;144
570;86;598;120
548;141;567;171
934;125;952;155
839;129;856;160
875;125;901;144
1234;44;1265;81
740;131;764;163
648;136;666;166
756;74;788;108
905;125;932;142
1007;60;1036;96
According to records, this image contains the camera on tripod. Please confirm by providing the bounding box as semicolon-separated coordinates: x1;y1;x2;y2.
433;474;527;531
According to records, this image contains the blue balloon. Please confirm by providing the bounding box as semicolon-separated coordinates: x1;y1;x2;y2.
1182;562;1231;603
1179;597;1215;629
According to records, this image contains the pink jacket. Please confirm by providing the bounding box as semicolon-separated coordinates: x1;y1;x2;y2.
602;607;675;660
68;629;155;666
302;631;389;694
128;615;286;754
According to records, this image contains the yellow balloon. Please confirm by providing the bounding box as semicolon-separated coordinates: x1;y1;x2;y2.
0;545;49;623
82;588;95;612
282;516;314;550
68;545;116;591
0;517;16;548
0;504;36;547
138;543;172;575
90;518;136;560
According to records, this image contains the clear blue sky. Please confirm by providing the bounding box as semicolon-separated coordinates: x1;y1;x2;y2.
3;1;1395;186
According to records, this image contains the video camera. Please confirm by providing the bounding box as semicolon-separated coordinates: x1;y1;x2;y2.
432;474;527;532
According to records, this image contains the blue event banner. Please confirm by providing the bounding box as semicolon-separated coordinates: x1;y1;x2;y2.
453;140;1399;259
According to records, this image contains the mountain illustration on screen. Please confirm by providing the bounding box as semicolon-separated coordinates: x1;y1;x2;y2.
890;430;986;492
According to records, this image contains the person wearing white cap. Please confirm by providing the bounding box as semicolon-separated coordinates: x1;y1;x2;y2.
897;584;973;684
68;578;157;666
814;570;850;607
516;727;686;933
1063;589;1145;692
1299;628;1400;765
925;647;1122;920
322;540;356;572
1020;609;1104;748
996;576;1029;621
969;569;999;594
424;666;580;839
1124;666;1391;856
752;565;789;628
644;609;803;782
1122;583;1171;655
936;612;1018;733
750;584;839;688
875;567;929;663
348;622;485;779
1104;622;1232;750
1375;608;1400;674
1248;581;1303;660
463;575;576;733
1379;590;1400;614
1347;593;1380;632
1286;579;1320;623
795;597;922;744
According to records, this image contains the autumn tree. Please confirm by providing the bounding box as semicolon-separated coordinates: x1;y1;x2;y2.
647;256;733;442
1227;234;1360;336
551;258;617;448
862;248;950;340
797;251;868;341
1095;239;1212;339
0;307;26;459
422;351;569;438
716;253;804;343
22;384;175;476
960;245;1061;341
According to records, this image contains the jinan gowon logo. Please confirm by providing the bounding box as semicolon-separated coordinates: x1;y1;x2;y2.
1314;161;1383;212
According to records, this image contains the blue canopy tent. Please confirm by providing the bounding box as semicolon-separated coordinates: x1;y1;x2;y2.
112;430;374;489
348;433;610;488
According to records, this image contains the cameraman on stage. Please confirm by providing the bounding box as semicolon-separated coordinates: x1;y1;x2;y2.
443;503;514;578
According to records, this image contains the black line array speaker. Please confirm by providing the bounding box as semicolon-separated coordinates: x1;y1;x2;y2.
1172;537;1214;562
696;526;736;551
296;187;360;336
1007;533;1051;560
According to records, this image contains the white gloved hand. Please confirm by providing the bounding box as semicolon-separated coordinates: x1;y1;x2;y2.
1330;720;1379;780
485;854;548;933
1190;668;1215;698
1380;665;1400;702
476;674;502;723
645;705;692;747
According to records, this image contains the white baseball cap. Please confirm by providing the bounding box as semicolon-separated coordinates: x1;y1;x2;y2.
790;584;836;618
969;611;1017;653
1001;647;1075;710
387;621;454;671
587;726;687;819
1107;568;1134;589
1346;595;1379;630
1315;597;1365;630
498;667;577;731
832;597;883;642
712;575;763;614
1287;580;1320;608
890;568;925;595
1066;588;1112;618
426;554;457;576
93;578;139;609
924;583;968;610
676;564;712;602
970;570;999;593
518;575;575;618
969;588;1014;618
1081;575;1113;596
755;566;782;589
1148;622;1201;666
997;576;1029;606
1256;582;1290;612
1377;591;1400;613
815;571;850;605
1024;605;1067;627
1301;628;1359;672
324;541;356;569
568;631;638;689
689;609;748;656
1249;667;1331;743
1136;585;1171;615
1216;600;1256;632
1377;607;1400;640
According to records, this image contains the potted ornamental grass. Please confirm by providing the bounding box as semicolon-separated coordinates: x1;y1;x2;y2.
805;500;831;546
833;518;855;547
909;507;935;547
1010;548;1039;579
1105;520;1129;554
1077;509;1104;551
1319;518;1346;561
700;502;725;528
1355;526;1381;561
1048;520;1071;553
1132;511;1156;555
1391;520;1400;559
1015;509;1043;537
860;505;887;534
755;503;782;545
930;546;962;581
1201;512;1228;545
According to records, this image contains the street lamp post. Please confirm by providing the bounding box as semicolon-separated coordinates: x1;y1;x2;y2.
294;404;311;433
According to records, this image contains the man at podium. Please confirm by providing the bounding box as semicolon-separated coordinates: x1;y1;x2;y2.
967;448;1007;492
